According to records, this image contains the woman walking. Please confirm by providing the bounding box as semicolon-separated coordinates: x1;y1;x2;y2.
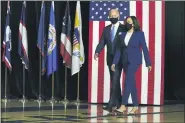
111;16;152;114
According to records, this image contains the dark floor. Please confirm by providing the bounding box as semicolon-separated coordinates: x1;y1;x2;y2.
1;99;184;122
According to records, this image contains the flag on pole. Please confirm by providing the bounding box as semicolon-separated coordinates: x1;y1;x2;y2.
18;1;29;69
88;1;165;105
47;1;58;76
2;1;12;71
71;1;85;75
60;2;72;68
37;1;46;75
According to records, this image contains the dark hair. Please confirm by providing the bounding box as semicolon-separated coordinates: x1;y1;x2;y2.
124;16;141;31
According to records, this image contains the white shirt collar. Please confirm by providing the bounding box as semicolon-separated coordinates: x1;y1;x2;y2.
112;22;120;28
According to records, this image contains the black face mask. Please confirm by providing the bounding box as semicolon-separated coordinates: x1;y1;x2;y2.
126;23;133;31
109;18;119;24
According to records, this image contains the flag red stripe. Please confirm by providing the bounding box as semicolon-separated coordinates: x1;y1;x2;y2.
60;43;71;66
97;21;105;103
97;105;103;123
88;21;93;103
160;1;165;105
87;105;91;122
148;107;154;121
136;1;142;104
148;1;155;104
138;108;141;123
160;106;164;121
3;58;11;70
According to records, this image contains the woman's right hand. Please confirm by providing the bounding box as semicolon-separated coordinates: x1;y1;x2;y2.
111;64;116;72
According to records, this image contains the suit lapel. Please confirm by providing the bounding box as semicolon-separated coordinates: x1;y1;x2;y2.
108;25;111;42
127;32;135;47
121;32;127;46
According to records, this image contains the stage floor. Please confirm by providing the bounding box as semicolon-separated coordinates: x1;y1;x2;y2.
1;100;184;122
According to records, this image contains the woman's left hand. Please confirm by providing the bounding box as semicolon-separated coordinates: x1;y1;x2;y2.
148;66;152;72
111;64;116;72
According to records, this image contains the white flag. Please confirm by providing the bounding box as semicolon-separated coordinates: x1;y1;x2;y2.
71;1;85;75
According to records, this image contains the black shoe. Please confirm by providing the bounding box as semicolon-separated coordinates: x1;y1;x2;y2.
116;105;121;109
103;106;112;112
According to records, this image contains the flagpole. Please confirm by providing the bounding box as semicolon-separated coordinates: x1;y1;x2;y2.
3;67;9;103
20;64;27;103
37;1;42;102
23;65;26;100
5;67;7;101
64;66;68;102
52;73;54;99
2;1;11;103
48;1;57;104
77;72;80;103
60;66;69;104
72;72;81;105
49;73;56;103
38;53;42;101
35;1;44;104
35;51;43;104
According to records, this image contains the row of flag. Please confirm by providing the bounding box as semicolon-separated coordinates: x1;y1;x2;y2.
2;1;85;76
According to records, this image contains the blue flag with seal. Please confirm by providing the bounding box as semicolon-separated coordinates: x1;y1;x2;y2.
47;1;58;76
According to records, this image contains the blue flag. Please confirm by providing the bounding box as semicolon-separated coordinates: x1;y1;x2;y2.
37;2;46;75
47;1;58;76
2;1;12;71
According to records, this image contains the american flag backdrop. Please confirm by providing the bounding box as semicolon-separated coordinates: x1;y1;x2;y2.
88;1;165;105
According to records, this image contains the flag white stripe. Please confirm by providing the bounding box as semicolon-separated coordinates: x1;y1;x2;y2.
19;23;28;56
127;107;134;122
91;21;99;102
90;105;97;122
4;57;11;68
153;107;161;122
141;1;149;104
154;1;162;105
103;21;111;102
103;109;109;122
130;1;136;16
60;34;72;55
140;107;148;122
127;116;133;122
